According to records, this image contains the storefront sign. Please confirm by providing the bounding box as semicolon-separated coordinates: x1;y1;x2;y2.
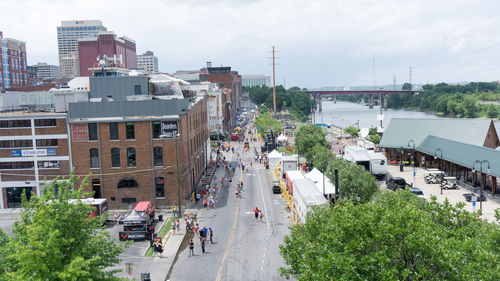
12;149;56;157
71;124;89;142
160;121;178;138
119;231;152;241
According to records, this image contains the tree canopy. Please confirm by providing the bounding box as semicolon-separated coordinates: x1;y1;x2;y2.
280;190;500;281
343;125;359;137
254;111;283;134
0;174;125;280
311;144;334;173
245;85;311;121
326;158;378;202
295;124;329;163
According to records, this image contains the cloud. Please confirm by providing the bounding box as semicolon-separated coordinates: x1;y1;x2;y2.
1;0;499;87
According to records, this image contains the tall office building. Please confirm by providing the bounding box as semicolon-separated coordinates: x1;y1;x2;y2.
57;20;107;78
78;32;136;77
30;62;60;81
241;74;271;87
0;31;28;89
137;51;159;73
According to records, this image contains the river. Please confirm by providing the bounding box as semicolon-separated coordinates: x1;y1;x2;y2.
314;101;439;129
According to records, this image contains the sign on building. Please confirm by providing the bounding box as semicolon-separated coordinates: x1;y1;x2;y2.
160;121;178;138
12;149;56;157
71;124;89;142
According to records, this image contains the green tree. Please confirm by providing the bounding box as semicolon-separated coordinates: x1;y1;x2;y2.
254;112;282;134
402;82;412;90
486;104;498;118
311;144;334;173
326;158;378;202
460;96;478;117
295;124;329;162
343;125;359;137
0;174;125;280
280;191;500;281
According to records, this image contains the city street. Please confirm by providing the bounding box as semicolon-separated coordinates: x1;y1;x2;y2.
169;138;293;281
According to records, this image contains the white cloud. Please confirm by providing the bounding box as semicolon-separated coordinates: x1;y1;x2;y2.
1;0;499;87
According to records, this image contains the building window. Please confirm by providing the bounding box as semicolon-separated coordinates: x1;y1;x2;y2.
121;197;137;204
36;139;58;147
6;187;32;208
155;177;165;197
117;178;138;188
34;119;57;127
126;122;135;139
38;161;59;169
109;123;119;140
88;123;98;141
0;139;32;148
111;148;120;168
0;119;30;128
0;161;34;169
127;147;136;167
152;121;161;138
90;148;99;168
134;85;142;95
153;147;163;166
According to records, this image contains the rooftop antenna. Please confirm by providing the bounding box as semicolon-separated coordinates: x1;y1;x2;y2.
409;65;412;90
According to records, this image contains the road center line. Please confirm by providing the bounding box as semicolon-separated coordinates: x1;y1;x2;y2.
215;153;242;281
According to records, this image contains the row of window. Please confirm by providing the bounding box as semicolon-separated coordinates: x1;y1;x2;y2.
0;160;60;169
89;147;163;168
0;139;58;148
88;121;165;141
0;119;57;128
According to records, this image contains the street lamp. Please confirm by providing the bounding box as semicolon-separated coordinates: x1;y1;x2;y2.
434;148;443;194
472;160;490;211
408;140;415;187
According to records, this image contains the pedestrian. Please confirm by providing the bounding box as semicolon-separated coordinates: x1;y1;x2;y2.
176;219;180;234
209;227;214;244
188;239;195;257
171;220;176;234
157;238;164;258
203;198;208;210
259;210;264;222
200;237;206;254
254;207;260;221
152;239;158;257
185;218;191;232
195;192;201;202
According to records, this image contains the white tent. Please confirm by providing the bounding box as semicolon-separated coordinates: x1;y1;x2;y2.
304;168;336;199
268;149;283;169
277;134;288;143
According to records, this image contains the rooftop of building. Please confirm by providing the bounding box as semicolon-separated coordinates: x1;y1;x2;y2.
0;110;66;118
379;118;495;149
60;20;105;27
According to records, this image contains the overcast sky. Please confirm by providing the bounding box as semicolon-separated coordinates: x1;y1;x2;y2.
1;0;499;88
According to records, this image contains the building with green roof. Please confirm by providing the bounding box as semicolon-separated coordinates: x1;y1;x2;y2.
379;118;500;195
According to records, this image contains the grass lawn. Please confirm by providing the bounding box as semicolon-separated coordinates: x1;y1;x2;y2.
144;216;177;257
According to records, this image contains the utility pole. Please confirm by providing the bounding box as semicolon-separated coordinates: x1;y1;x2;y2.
272;46;277;114
409;65;413;90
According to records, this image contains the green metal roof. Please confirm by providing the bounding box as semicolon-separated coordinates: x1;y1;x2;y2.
417;135;500;179
379;118;493;149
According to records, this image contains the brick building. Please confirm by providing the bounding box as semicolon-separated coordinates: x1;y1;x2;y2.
68;87;208;208
78;32;136;77
0;112;70;208
0;31;28;89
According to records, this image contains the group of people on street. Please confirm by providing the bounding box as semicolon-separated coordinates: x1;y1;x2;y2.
188;222;214;257
171;219;181;234
254;207;264;222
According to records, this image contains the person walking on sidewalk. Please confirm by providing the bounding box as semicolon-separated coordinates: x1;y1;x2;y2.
176;219;180;234
209;228;214;244
259;210;264;222
171;220;176;234
188;239;195;257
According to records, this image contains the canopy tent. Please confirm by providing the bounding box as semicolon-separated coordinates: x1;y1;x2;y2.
119;210;148;225
304;168;336;199
268;149;283;169
277;134;288;142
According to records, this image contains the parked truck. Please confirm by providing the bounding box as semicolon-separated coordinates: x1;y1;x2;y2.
344;146;387;179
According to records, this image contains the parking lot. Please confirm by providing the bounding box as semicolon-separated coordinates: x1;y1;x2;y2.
386;165;499;222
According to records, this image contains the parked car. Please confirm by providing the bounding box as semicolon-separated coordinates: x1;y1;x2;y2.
272;180;281;194
387;177;407;191
463;193;486;202
410;187;424;195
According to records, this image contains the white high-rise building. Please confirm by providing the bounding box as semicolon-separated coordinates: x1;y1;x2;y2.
31;62;60;80
137;51;159;73
57;20;107;78
241;74;271;87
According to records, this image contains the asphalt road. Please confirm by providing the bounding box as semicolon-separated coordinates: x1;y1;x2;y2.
169;136;293;281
